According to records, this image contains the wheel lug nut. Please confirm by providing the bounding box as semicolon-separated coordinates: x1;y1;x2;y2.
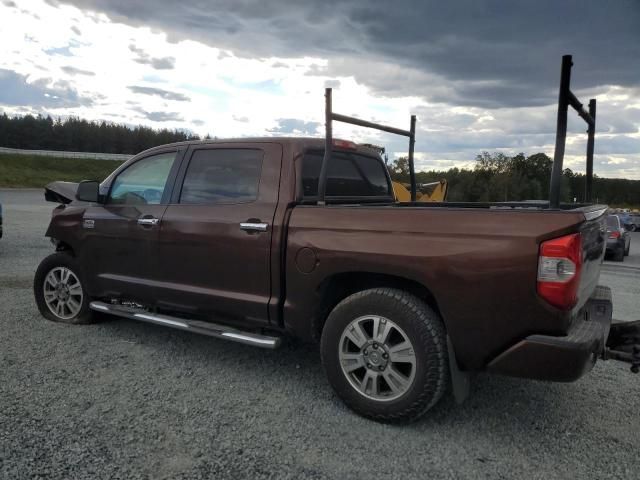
367;363;372;369
373;343;378;349
363;351;368;356
378;365;384;371
382;353;388;359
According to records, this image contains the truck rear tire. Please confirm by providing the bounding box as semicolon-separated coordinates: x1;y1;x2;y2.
320;288;448;423
34;252;95;324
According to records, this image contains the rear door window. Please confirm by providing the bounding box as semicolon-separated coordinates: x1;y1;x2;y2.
179;149;263;204
302;151;391;198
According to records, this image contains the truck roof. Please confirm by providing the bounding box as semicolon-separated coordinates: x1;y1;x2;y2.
133;137;382;160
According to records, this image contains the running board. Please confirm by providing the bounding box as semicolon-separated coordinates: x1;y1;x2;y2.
89;301;282;349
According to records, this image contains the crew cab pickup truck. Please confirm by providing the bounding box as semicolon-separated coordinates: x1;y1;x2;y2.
34;136;640;422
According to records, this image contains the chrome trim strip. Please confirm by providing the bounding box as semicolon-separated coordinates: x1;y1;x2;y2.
133;313;187;328
221;332;278;346
89;301;281;349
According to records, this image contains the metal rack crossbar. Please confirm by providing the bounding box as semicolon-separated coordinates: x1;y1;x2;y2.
318;88;417;204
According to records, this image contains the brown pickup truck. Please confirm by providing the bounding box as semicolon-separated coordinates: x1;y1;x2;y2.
33;60;640;421
35;135;637;422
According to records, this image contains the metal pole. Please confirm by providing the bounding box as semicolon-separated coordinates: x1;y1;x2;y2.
318;88;332;205
549;55;572;208
408;115;417;202
585;98;596;203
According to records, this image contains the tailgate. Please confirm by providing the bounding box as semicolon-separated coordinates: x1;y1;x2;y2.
575;207;608;311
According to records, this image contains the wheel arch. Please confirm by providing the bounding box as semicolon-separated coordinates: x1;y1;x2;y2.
312;271;445;342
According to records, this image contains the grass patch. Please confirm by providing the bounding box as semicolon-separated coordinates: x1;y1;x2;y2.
0;153;123;188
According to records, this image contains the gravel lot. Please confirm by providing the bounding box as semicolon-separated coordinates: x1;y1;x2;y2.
1;189;639;480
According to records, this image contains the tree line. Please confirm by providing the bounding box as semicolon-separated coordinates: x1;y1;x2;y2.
0;113;200;154
1;113;637;207
388;152;640;207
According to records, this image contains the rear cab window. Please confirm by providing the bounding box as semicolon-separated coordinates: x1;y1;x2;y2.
606;216;620;229
301;150;392;201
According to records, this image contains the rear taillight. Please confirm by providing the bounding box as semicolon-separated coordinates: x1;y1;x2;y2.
609;231;620;239
537;233;582;310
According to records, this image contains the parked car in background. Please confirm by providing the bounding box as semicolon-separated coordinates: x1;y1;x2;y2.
606;215;630;261
622;214;640;232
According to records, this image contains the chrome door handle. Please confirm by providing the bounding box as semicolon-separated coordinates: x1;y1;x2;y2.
240;222;268;232
137;217;160;226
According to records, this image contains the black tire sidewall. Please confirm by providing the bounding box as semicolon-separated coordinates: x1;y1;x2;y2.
34;252;92;324
321;288;448;422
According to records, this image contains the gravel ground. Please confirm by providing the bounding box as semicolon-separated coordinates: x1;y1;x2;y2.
1;189;639;480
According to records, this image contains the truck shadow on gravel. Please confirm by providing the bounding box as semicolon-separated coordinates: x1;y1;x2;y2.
93;317;582;430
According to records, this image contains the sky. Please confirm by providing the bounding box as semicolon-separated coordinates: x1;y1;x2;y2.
1;0;639;178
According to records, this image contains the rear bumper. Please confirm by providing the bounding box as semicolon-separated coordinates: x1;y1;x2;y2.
606;238;623;253
487;286;612;382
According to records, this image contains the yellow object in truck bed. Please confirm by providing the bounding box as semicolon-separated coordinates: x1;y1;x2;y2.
392;180;448;202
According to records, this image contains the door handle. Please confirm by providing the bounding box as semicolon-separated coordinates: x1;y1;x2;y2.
137;217;160;226
240;222;268;233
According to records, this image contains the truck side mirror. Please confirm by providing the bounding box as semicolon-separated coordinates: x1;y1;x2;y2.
76;180;100;203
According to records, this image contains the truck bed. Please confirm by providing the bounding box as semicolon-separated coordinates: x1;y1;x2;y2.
284;202;608;371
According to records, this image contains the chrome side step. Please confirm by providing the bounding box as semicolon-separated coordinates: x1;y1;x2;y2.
89;301;281;349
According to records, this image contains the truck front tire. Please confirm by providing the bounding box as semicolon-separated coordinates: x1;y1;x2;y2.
320;288;448;423
34;252;95;324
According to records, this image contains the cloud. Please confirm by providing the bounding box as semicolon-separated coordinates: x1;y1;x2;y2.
127;85;189;101
61;65;95;76
146;111;183;122
268;118;320;135
232;115;249;123
70;25;81;35
0;68;92;108
129;44;175;70
54;0;640;108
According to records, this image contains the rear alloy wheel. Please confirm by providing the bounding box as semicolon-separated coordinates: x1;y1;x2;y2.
321;288;449;423
34;253;94;324
338;315;416;401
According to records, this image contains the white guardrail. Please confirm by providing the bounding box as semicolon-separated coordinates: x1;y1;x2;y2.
0;146;133;161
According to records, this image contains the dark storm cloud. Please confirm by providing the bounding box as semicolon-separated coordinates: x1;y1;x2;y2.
0;68;92;108
128;44;176;70
55;0;639;108
269;118;320;135
128;85;189;101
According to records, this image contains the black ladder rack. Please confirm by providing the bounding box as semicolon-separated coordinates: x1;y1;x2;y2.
318;88;417;204
549;55;597;207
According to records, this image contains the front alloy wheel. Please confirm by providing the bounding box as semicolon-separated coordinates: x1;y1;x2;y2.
43;267;84;320
34;252;94;324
